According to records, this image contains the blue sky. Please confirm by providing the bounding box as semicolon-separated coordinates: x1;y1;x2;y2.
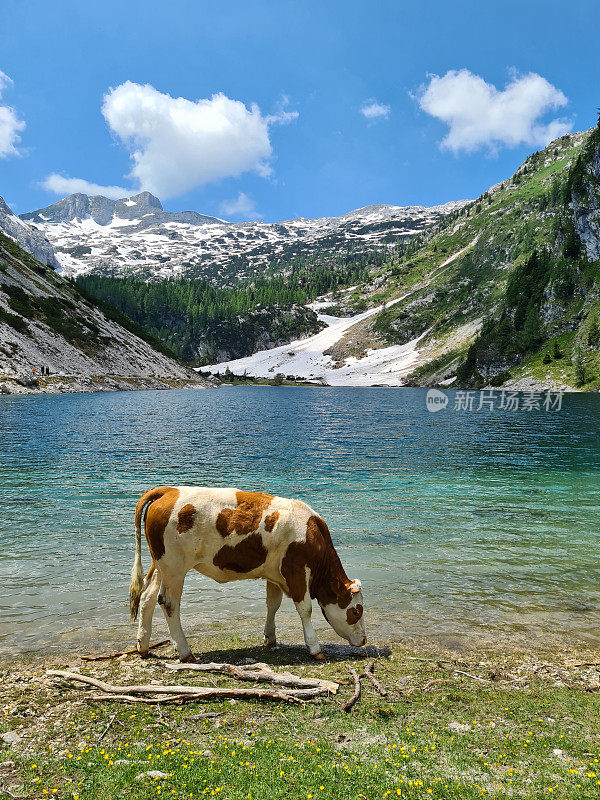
0;0;598;221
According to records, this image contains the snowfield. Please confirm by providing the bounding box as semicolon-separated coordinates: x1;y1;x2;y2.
203;238;482;386
202;297;425;386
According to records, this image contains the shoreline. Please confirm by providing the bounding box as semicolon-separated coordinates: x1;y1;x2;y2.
1;372;596;394
3;610;599;664
0;374;217;396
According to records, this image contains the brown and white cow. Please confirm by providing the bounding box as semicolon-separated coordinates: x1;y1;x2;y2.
129;486;366;661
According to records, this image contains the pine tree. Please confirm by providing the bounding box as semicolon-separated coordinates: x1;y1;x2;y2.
587;316;599;347
574;348;587;387
552;340;564;359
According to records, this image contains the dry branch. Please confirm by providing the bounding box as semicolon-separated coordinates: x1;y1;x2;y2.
452;669;492;684
341;666;361;712
98;712;117;741
86;693;192;704
362;661;387;696
81;640;170;662
47;669;320;704
164;660;339;694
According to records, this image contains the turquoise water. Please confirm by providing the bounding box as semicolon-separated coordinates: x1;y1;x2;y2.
1;387;599;655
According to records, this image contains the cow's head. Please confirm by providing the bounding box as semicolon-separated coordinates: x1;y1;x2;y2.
320;578;366;647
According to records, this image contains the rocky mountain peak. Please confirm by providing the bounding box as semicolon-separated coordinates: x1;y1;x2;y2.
127;191;163;210
21;191;223;233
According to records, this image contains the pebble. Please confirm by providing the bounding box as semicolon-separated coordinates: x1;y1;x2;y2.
448;722;471;732
135;770;170;780
1;732;22;746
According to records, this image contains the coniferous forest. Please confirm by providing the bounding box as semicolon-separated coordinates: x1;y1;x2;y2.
76;253;380;363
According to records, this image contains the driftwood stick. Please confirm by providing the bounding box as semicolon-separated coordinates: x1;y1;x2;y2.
362;661;387;696
85;689;309;704
98;712;118;741
341;666;361;712
452;669;492;684
81;640;170;662
86;693;192;704
164;661;339;694
47;670;317;703
187;711;223;720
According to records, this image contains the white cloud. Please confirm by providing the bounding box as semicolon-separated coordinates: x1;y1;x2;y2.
40;173;128;200
0;71;25;159
219;192;261;220
99;82;296;199
265;94;299;126
360;99;390;120
418;69;572;154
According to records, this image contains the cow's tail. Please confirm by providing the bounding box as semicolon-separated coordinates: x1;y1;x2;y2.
129;487;169;621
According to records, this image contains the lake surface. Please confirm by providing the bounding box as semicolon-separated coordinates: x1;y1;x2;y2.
1;386;599;656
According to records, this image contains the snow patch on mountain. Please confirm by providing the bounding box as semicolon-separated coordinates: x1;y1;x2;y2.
202;296;425;386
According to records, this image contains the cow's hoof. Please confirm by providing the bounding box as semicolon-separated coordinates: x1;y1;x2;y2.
312;651;326;661
180;653;197;664
263;637;277;647
137;644;150;658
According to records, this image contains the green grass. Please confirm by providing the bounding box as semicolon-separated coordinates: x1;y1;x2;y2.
3;636;600;799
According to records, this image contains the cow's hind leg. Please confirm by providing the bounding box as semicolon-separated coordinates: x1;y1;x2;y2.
263;581;283;646
136;565;161;656
294;595;324;660
157;571;195;663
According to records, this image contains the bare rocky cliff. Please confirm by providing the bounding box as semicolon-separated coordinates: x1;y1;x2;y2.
0;229;212;395
0;195;60;270
571;129;600;261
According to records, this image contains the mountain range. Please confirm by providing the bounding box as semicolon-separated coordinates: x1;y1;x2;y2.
19;192;468;283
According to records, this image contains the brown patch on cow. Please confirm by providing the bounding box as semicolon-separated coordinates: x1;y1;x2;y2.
280;541;309;602
177;503;196;533
264;511;279;532
336;584;353;609
215;491;274;537
346;604;363;625
280;515;350;605
213;532;267;573
144;487;179;561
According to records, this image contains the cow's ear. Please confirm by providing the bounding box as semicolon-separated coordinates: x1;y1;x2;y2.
349;579;362;594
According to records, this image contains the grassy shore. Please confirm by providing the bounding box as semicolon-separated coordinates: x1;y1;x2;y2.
2;635;600;799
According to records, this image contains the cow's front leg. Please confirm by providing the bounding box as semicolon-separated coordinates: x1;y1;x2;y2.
137;566;161;656
263;581;283;646
157;572;195;663
294;596;325;660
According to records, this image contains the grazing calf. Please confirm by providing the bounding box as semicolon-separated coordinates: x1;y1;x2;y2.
129;487;366;661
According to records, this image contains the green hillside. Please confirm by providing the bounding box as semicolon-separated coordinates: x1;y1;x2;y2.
367;121;600;390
